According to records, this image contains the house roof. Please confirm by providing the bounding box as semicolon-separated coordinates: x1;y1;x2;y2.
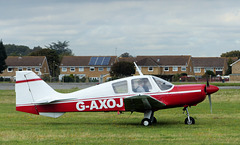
60;56;117;67
6;56;46;67
230;59;240;66
136;57;158;66
192;57;226;67
136;55;191;66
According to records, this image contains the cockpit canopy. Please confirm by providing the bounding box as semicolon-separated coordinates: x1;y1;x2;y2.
112;76;173;94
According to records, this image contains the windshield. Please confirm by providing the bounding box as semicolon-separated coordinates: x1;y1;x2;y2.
152;76;173;91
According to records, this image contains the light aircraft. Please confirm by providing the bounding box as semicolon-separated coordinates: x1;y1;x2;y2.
16;63;219;126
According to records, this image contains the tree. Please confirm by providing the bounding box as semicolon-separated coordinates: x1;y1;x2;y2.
202;70;216;78
29;49;60;77
32;46;43;53
221;50;240;58
4;44;32;56
221;50;240;75
0;40;7;74
46;41;73;56
110;61;135;78
120;52;133;57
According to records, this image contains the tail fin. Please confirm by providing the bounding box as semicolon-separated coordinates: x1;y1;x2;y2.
16;71;64;118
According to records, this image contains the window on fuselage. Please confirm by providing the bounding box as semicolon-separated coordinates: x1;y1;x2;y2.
132;78;152;93
112;80;128;94
153;76;173;91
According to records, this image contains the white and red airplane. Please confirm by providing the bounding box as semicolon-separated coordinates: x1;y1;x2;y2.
16;63;219;126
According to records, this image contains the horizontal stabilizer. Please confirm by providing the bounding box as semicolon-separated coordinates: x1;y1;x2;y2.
39;112;65;118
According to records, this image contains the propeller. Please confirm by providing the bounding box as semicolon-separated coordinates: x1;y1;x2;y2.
206;78;212;114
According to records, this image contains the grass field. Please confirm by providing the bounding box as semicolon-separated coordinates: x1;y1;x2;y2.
0;89;240;144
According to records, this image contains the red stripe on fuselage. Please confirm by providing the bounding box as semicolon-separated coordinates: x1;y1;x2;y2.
16;78;42;84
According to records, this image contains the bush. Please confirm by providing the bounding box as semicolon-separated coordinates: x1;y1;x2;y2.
0;77;11;82
79;77;86;83
42;75;50;82
62;74;80;82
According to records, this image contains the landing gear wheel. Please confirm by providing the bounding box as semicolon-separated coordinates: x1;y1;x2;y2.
141;118;152;126
152;117;157;124
184;117;195;125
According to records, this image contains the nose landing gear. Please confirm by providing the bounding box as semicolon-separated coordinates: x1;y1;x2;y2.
183;107;195;125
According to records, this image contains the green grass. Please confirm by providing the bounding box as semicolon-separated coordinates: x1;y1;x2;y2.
1;89;240;144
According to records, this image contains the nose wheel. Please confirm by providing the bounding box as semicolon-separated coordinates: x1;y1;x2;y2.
183;107;195;125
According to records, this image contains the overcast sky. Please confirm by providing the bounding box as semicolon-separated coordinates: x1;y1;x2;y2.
1;0;240;57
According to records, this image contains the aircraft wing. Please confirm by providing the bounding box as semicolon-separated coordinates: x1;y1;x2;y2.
124;95;166;112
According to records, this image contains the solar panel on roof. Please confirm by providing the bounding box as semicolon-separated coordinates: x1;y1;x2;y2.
102;57;111;65
88;56;111;65
89;57;97;65
95;57;104;65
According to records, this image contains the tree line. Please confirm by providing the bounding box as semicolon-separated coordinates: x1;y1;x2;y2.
1;39;240;78
1;40;73;77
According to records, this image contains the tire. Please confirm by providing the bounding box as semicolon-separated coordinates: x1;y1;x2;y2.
141;118;152;126
152;117;157;124
185;117;195;125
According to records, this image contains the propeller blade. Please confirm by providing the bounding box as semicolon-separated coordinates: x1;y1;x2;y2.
207;77;209;87
208;94;212;114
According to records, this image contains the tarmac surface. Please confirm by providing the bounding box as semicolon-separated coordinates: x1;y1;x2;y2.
0;83;98;90
0;83;239;90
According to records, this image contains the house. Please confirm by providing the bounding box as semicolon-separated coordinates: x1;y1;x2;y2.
135;55;194;79
0;56;50;80
230;59;240;81
192;57;228;78
59;56;117;82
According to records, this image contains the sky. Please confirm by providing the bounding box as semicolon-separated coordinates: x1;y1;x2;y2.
1;0;240;57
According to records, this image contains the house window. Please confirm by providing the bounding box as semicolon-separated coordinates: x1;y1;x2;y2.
18;67;23;71
79;67;84;72
7;67;13;72
70;67;75;72
164;67;169;71
194;67;201;73
27;67;32;71
148;67;153;72
35;68;40;72
205;67;213;72
181;66;186;71
98;67;104;71
172;66;178;71
62;67;67;72
90;67;95;71
216;68;223;71
107;67;111;71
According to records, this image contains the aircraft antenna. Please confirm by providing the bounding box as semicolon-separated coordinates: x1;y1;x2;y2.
134;62;143;76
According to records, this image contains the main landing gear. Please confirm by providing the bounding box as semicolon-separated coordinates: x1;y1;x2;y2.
141;110;157;126
183;107;195;125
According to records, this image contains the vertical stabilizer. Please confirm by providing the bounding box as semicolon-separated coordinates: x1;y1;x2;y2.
15;71;60;116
